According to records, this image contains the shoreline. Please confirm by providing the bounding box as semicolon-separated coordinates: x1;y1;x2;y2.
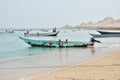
26;50;120;80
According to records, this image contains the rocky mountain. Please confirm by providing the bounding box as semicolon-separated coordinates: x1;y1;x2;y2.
62;17;120;29
80;17;120;29
60;25;74;29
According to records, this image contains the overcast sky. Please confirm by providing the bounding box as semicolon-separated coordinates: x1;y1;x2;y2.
0;0;120;28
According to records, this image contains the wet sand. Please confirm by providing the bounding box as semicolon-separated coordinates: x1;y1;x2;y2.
28;50;120;80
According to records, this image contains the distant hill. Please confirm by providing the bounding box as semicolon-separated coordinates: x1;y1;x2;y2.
60;25;75;29
62;17;120;29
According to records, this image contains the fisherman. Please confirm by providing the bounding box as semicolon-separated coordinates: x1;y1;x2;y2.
26;30;29;34
37;32;40;35
66;39;68;43
58;39;62;46
58;39;62;43
53;27;56;32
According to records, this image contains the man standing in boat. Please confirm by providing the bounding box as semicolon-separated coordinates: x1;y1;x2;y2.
53;27;56;32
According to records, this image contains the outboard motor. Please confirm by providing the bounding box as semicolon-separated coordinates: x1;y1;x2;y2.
90;37;101;43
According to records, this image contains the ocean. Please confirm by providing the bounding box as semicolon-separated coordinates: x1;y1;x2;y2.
0;29;120;80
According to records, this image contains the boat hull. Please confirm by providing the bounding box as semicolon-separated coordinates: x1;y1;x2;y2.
97;30;120;34
19;37;94;48
90;33;120;38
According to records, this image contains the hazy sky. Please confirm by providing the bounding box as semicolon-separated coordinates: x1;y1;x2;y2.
0;0;120;28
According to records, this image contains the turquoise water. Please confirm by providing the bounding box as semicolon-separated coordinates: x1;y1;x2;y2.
0;29;120;80
0;29;91;60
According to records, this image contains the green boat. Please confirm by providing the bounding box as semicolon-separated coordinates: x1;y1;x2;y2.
19;37;100;48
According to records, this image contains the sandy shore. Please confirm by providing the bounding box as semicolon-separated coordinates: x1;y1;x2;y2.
28;51;120;80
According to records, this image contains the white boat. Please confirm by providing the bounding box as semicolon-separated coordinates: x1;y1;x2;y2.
24;31;60;37
90;33;120;38
97;30;120;34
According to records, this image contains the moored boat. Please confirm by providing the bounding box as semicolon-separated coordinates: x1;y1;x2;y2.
90;33;120;38
97;30;120;34
19;37;100;48
0;30;14;34
24;31;60;37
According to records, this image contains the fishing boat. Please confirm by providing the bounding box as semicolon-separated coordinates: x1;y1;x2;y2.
90;33;120;38
19;37;100;48
24;31;60;37
0;30;14;34
97;30;120;34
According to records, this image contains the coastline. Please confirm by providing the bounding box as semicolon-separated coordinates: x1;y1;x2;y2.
27;50;120;80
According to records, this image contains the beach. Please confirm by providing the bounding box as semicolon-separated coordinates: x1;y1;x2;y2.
28;50;120;80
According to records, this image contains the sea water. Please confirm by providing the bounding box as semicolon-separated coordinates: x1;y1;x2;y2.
0;29;120;80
